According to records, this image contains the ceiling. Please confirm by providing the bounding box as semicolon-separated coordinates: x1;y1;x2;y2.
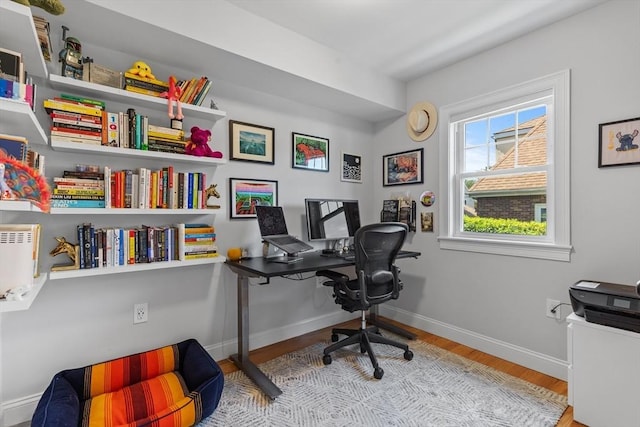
227;0;606;82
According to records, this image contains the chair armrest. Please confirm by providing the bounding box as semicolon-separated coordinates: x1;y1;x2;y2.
316;270;349;284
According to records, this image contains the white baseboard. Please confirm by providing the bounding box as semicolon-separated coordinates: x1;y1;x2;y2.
3;308;569;425
379;305;569;381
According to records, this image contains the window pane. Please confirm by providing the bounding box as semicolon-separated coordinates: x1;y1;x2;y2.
464;171;547;236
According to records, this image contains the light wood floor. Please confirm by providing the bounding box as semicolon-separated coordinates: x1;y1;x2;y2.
217;317;585;427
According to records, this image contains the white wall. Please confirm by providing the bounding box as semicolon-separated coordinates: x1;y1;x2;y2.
374;0;640;371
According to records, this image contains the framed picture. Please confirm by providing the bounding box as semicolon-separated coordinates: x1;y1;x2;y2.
0;47;23;83
292;132;329;172
229;120;275;164
341;151;362;183
382;148;424;186
598;116;640;168
229;178;278;219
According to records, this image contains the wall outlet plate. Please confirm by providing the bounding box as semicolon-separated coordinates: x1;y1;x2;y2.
546;298;561;320
134;302;148;324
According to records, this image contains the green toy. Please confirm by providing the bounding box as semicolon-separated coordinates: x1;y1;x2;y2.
11;0;65;15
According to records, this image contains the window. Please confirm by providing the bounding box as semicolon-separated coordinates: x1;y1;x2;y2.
438;70;571;261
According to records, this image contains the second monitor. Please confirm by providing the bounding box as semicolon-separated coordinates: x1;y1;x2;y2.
304;198;361;248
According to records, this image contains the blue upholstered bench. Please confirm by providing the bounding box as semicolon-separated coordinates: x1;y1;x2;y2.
32;339;224;427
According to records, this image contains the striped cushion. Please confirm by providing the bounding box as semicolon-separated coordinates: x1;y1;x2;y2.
82;372;200;427
82;345;179;399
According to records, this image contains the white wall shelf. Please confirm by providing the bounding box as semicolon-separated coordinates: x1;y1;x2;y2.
48;257;224;280
0;200;43;212
0;0;48;79
48;75;227;123
50;208;220;215
0;98;48;145
49;139;228;165
0;274;47;313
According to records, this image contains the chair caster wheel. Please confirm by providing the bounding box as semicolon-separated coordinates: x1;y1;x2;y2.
323;354;332;365
331;334;339;342
374;367;384;379
404;350;414;361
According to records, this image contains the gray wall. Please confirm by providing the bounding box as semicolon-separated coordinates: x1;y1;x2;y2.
374;0;640;372
2;0;638;420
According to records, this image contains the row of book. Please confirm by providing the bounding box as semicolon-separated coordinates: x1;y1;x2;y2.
50;166;210;210
43;94;188;153
0;133;45;174
72;222;218;269
123;72;212;106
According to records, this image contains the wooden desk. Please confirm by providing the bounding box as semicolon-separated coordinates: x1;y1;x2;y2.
225;250;420;399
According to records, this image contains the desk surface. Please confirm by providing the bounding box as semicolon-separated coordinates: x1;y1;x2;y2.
225;250;421;278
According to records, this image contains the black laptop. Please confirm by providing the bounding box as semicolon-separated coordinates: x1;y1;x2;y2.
255;206;313;256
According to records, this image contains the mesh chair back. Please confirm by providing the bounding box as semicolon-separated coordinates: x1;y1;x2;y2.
354;222;408;303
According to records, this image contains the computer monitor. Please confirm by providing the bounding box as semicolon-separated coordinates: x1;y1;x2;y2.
304;198;361;243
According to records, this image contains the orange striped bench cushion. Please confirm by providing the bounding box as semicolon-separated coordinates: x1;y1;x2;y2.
82;371;200;427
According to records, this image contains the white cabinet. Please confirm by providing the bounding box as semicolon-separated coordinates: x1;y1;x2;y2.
567;313;640;427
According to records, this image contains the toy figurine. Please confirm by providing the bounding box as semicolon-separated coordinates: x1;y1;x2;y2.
160;75;183;120
50;236;80;271
59;26;84;79
205;184;221;209
185;126;222;158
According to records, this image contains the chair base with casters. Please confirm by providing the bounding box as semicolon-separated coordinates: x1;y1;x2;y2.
322;311;413;379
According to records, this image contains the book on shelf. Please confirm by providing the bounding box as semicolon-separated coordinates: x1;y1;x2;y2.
0;47;24;84
51;127;102;139
51;199;106;208
0;133;28;162
32;15;53;63
105;112;119;147
58;93;105;109
51;194;105;201
62;170;104;179
50;110;102;125
44;99;103;117
53;188;105;196
380;199;400;222
147;125;184;140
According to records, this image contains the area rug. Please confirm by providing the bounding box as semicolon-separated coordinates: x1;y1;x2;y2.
200;337;567;426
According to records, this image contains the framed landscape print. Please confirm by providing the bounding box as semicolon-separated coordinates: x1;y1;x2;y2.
292;132;329;172
382;148;424;186
341;151;362;183
598;116;640;167
229;120;275;164
229;178;278;219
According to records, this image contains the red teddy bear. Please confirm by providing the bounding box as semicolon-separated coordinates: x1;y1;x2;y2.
185;126;222;158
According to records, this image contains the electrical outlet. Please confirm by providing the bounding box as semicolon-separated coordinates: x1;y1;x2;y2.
546;298;561;320
134;303;148;324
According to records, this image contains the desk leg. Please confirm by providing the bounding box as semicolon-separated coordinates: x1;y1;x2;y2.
368;305;416;340
230;274;282;400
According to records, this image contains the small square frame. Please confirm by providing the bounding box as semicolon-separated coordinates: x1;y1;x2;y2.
292;132;329;172
382;148;424;186
341;151;362;183
598;116;640;168
229;120;275;164
229;178;278;219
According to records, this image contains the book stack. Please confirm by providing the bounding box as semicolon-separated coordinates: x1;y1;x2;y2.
177;76;212;106
0;47;36;109
178;223;218;260
44;94;106;145
147;124;186;154
123;72;168;97
51;168;106;209
32;15;53;62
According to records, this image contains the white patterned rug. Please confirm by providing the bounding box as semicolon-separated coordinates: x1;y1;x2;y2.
200;337;567;427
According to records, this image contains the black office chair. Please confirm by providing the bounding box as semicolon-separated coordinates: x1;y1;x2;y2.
316;222;413;379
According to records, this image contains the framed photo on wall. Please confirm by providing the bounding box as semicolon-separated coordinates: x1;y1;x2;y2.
229;178;278;219
382;148;424;186
292;132;329;172
229;120;275;164
598;116;640;168
341;151;362;183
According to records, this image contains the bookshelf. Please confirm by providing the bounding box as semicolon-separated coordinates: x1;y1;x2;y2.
0;98;47;145
0;274;47;313
48;257;223;280
0;0;48;80
50;208;220;215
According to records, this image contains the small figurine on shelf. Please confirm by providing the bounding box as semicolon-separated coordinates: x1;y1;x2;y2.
50;236;80;271
59;26;84;79
160;75;183;120
127;61;156;80
205;184;221;209
185;126;222;158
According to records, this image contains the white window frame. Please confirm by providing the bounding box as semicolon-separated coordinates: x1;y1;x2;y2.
438;70;572;261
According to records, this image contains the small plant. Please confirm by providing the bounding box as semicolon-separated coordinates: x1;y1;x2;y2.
463;216;546;236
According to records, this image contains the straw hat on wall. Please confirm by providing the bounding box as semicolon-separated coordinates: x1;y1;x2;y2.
406;101;438;142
